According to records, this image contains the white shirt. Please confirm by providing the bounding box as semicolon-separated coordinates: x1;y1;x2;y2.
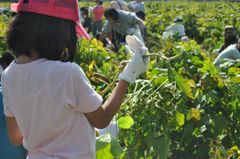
164;22;186;38
2;59;102;159
214;44;240;66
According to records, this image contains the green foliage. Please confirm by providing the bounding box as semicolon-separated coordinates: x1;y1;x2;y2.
96;134;125;159
117;116;134;129
0;3;11;55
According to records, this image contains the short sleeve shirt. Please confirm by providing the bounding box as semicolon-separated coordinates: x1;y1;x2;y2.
2;59;102;159
93;5;104;21
165;22;185;37
102;10;141;37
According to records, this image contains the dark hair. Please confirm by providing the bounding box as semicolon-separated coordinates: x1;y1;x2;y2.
136;11;145;21
6;12;77;62
98;1;103;5
224;26;236;37
219;35;238;53
104;8;119;21
0;51;14;66
80;7;89;16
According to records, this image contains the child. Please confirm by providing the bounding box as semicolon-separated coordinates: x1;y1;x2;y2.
2;0;149;159
80;7;92;34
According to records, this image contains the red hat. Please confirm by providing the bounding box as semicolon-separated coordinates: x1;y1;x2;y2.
11;0;90;40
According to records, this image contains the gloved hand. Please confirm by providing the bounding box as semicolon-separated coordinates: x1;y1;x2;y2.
119;35;150;84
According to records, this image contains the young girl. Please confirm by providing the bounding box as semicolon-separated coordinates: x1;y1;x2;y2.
2;0;149;158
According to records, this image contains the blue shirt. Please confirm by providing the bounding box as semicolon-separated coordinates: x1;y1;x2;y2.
0;85;26;159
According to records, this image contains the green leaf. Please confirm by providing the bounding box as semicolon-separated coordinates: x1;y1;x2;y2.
110;138;125;158
213;115;227;136
175;112;185;127
96;144;113;159
230;146;239;151
158;134;170;159
118;116;134;129
153;74;168;85
96;134;125;159
96;134;112;150
228;67;240;75
190;108;201;121
231;75;240;83
182;123;194;142
175;75;195;99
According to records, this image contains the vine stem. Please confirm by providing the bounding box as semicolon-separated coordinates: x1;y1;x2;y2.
99;65;124;96
143;51;184;61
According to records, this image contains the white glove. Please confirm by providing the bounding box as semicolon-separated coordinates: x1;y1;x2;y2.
119;35;150;84
126;27;144;43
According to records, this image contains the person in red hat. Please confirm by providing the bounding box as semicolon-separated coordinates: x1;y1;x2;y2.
2;0;149;158
92;0;105;38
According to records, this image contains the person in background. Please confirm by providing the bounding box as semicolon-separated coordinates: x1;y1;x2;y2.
0;51;27;159
213;39;240;66
128;0;145;13
80;7;92;34
92;0;105;38
99;8;145;51
96;116;119;139
109;0;129;51
2;1;149;159
163;16;186;39
110;0;129;11
216;25;238;54
135;10;147;40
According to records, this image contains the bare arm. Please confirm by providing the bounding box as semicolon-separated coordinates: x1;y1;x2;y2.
6;117;23;145
85;80;128;129
85;35;149;129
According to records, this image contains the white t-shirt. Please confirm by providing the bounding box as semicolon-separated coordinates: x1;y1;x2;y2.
163;22;186;38
2;59;102;159
213;44;240;66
